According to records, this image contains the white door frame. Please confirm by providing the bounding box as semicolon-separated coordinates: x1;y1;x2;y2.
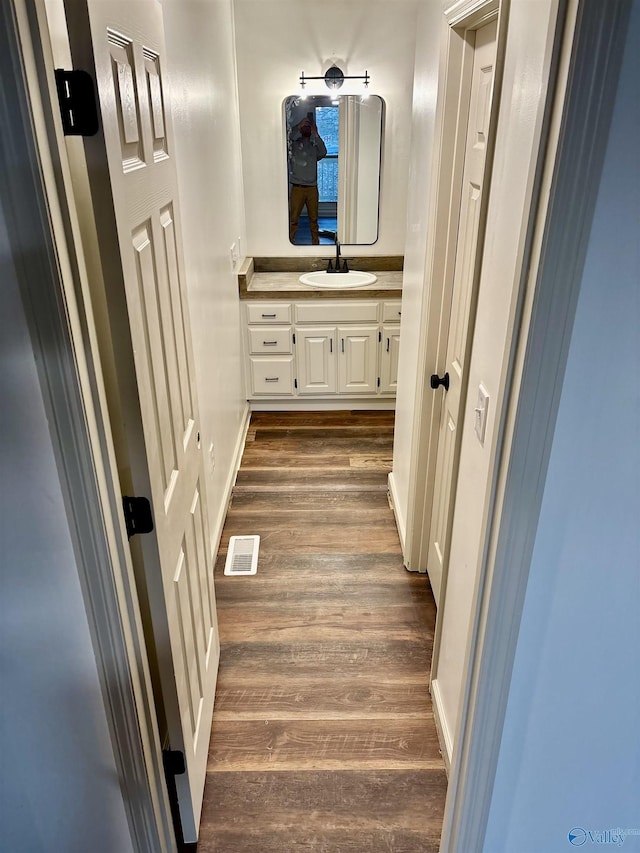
439;1;632;847
1;1;175;849
399;0;505;577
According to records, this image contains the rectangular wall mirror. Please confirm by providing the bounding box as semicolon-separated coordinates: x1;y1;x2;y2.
284;95;384;246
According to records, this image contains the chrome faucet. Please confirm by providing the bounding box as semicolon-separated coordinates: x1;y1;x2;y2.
326;240;349;273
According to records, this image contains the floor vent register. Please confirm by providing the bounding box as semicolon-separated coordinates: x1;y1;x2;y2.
224;535;260;576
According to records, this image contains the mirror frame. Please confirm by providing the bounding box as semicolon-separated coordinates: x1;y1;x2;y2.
284;94;384;246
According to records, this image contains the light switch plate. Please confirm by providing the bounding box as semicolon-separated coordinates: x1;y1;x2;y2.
474;384;489;445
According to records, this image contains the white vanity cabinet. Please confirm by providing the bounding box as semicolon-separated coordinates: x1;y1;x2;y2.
243;299;401;404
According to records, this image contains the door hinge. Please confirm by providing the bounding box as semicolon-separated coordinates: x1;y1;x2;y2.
55;69;99;137
162;749;186;776
122;496;154;540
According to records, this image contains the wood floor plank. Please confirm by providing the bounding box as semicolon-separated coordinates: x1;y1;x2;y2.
228;489;391;513
245;434;394;454
216;640;434;681
224;505;395;526
199;770;446;853
234;467;389;489
215;578;435;609
215;574;433;603
200;769;449;823
216;607;431;643
221;510;399;534
252;426;395;440
213;678;431;720
198;827;441;853
207;718;442;771
218;525;402;556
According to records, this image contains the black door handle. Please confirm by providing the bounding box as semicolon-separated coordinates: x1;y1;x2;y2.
430;372;450;391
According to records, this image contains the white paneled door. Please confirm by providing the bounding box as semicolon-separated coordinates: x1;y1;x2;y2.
65;0;218;841
427;20;498;607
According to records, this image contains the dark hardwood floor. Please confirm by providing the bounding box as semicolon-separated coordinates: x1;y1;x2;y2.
198;411;446;852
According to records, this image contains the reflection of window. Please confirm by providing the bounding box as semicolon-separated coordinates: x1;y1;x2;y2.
316;106;338;204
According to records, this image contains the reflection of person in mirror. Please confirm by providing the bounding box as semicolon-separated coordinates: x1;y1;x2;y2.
288;116;327;245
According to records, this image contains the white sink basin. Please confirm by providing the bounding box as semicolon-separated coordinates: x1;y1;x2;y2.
299;270;377;289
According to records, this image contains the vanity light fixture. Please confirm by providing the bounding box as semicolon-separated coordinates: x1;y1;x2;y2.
299;64;370;92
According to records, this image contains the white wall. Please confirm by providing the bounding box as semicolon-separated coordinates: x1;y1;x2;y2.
390;2;444;542
0;207;134;852
484;6;640;848
233;0;419;257
430;0;560;755
162;0;249;549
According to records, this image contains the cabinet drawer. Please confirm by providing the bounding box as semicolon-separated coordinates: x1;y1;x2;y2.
248;326;292;355
382;301;402;322
295;301;378;324
247;303;292;324
249;356;295;395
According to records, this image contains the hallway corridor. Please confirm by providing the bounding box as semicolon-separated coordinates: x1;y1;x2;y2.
198;411;446;851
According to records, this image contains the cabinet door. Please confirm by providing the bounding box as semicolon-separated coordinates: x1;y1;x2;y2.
338;325;379;394
380;324;401;393
296;327;337;394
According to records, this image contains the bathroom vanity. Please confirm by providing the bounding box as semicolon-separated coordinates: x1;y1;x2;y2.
239;257;403;409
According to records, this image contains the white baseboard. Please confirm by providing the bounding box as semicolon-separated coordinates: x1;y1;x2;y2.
249;399;396;412
209;403;251;561
430;677;453;771
387;470;406;556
